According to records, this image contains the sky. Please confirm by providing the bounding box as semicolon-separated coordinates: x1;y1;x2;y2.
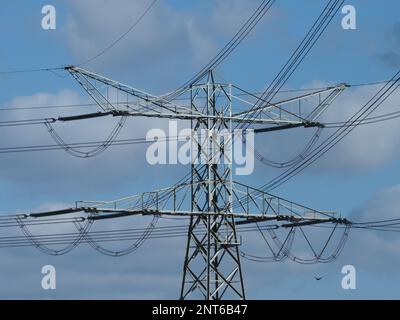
0;0;400;299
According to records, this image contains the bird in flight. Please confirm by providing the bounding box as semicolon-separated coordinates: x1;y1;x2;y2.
314;276;323;281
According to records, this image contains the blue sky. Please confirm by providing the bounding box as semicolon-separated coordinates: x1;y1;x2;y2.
0;0;400;299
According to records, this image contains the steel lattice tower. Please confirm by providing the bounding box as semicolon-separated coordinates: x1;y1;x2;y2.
180;72;245;299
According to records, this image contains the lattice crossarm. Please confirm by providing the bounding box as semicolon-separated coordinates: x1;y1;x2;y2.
66;66;201;117
72;181;350;227
231;84;349;126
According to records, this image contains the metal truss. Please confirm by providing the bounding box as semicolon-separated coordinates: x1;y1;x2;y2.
75;180;346;225
64;66;346;127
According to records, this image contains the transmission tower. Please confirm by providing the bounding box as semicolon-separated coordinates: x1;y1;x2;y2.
28;65;348;300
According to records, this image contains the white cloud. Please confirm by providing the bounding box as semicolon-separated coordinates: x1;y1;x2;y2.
61;0;219;89
210;0;261;36
0;88;185;203
253;82;400;175
0;186;399;299
59;0;276;92
340;185;400;271
315;84;400;171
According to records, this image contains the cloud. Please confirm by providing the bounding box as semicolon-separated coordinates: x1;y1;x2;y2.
0;88;188;205
209;0;262;36
0;211;186;299
381;52;400;69
339;185;400;273
60;0;273;92
0;237;183;299
0;185;399;299
253;81;400;175
379;23;400;69
315;84;400;172
62;0;218;90
0;210;347;299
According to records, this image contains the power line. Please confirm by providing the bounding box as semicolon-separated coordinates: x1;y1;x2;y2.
168;0;276;98
0;102;98;112
0;67;65;76
237;0;344;131
259;70;400;192
227;71;400;213
0;0;159;76
1;104;400;155
2;0;265;80
77;0;159;67
0;79;393;112
323;109;400;127
0;132;228;155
